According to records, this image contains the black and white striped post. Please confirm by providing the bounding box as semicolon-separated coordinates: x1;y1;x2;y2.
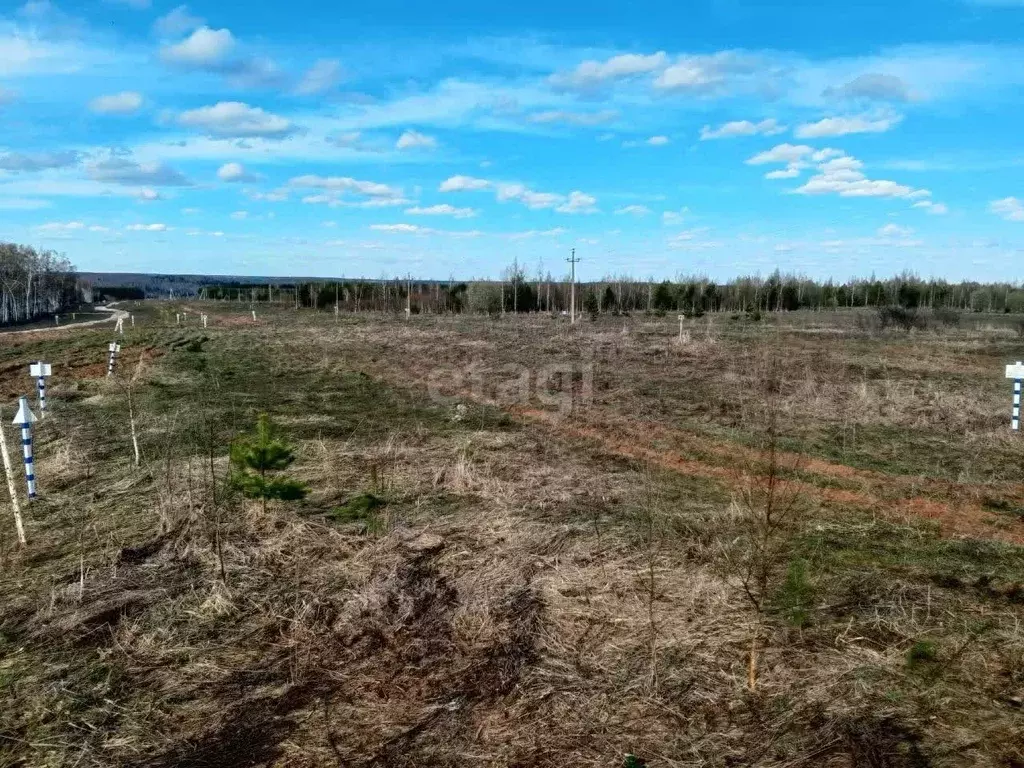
29;362;51;417
1006;361;1024;431
12;397;38;500
107;342;121;377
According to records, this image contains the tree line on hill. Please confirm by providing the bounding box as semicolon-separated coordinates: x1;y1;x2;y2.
0;242;80;326
198;265;1024;316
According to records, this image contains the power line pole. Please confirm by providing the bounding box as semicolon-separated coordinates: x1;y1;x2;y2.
567;248;580;324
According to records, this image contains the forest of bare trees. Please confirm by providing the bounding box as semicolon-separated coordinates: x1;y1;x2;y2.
0;242;79;326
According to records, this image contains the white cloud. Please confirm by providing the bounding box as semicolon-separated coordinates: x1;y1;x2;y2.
912;200;949;215
0;150;80;171
288;174;402;199
700;118;786;140
746;143;815;165
35;220;85;232
88;156;192;186
126;223;168;232
439;175;491;192
160;26;234;67
135;188;160;201
496;183;563;210
178;101;297;139
646;135;670;146
652;53;753;92
405;204;477;218
153;5;204;37
528;109;618;126
794;112;902;138
246;189;288;202
792;152;929;199
217;162;260;182
295;59;343;95
615;204;651;216
506;227;567;240
556;190;598;214
89;91;142;115
395;129;437;150
549;52;668;91
764;165;803;179
230;210;248;220
991;197;1024;222
662;207;689;224
825;73;910;102
877;223;914;237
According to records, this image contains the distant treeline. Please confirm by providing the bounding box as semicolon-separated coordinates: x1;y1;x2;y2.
95;286;146;301
199;268;1024;315
0;242;79;326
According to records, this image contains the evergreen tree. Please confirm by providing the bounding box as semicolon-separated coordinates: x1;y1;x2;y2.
230;413;308;512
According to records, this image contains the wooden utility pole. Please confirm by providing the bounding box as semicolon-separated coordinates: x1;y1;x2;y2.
566;248;580;324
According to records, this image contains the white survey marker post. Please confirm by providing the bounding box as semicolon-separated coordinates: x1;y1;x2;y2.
29;362;52;416
1006;361;1024;430
12;397;38;500
107;342;121;377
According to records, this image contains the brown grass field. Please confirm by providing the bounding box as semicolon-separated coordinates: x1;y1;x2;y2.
1;302;1024;767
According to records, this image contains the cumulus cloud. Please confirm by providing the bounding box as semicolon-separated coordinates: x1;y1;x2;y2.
549;52;668;92
825;73;910;102
991;197;1024;222
791;152;929;199
216;162;260;182
912;200;949;215
652;52;756;93
497;183;562;210
700;118;785;140
662;207;689;224
0;150;80;171
295;58;343;95
877;223;914;237
395;130;437;150
153;5;203;37
160;26;234;67
646;135;670;146
88;156;192;186
35;220;85;232
178;101;298;139
746;143;814;165
506;227;567;240
764;165;803;179
439;175;491;192
615;204;651;216
528;109;618;126
126;223;169;232
405;204;476;218
794;112;902;138
288;174;402;199
89;91;142;115
371;223;422;233
556;190;598;214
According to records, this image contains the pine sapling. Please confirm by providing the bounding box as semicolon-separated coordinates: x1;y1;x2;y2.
229;413;308;514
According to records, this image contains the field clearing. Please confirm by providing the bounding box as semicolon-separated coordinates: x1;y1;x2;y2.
1;302;1024;767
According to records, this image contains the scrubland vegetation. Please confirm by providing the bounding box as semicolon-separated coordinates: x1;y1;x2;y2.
2;301;1024;767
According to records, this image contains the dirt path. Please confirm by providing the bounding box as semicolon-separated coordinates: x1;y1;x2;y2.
0;304;127;337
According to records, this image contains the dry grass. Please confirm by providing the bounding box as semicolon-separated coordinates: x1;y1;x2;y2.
1;305;1023;767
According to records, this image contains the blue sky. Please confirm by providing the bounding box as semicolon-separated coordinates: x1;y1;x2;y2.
1;0;1023;281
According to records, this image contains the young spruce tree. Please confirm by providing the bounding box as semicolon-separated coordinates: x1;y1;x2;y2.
230;413;308;513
